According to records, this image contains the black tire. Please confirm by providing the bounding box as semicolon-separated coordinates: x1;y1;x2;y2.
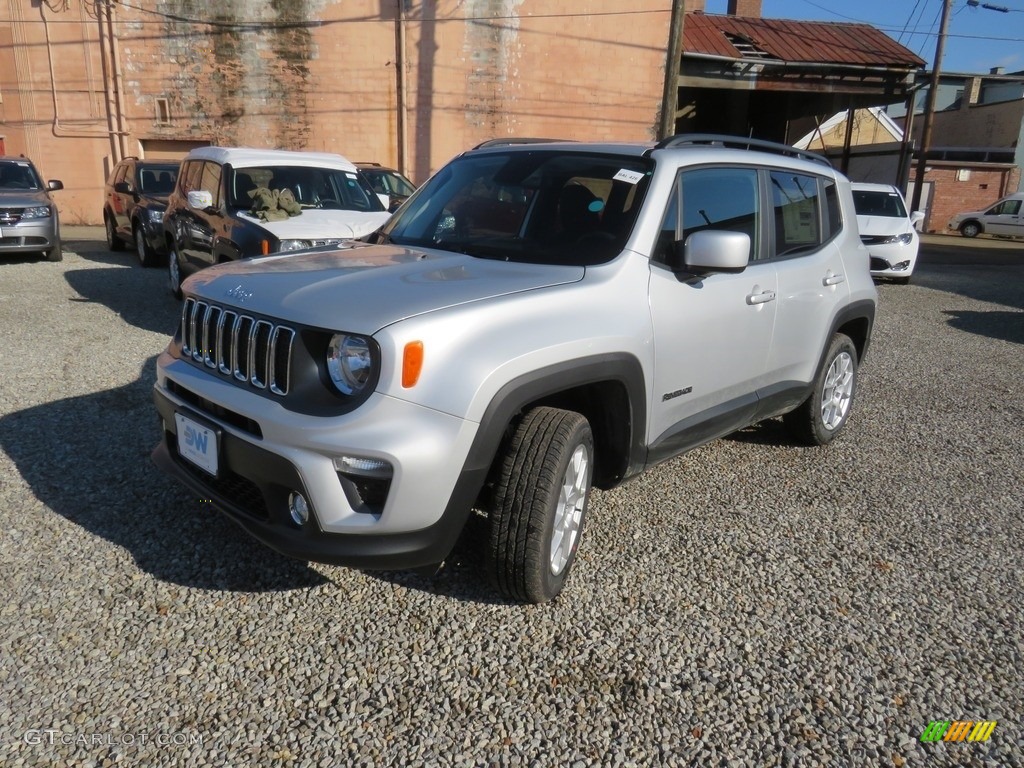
45;238;63;262
105;213;124;251
960;221;981;238
134;224;158;267
784;333;858;446
487;407;594;603
168;244;183;299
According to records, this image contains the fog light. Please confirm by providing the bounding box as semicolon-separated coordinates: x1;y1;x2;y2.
891;260;911;271
288;491;309;526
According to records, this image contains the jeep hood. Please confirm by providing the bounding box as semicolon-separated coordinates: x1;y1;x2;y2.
183;243;585;332
236;209;391;240
0;190;52;208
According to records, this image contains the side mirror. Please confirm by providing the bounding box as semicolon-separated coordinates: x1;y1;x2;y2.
113;181;133;194
910;211;925;227
669;230;750;274
187;190;215;211
47;180;64;192
377;193;391;210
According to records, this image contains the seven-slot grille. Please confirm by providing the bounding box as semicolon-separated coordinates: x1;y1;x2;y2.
180;298;295;396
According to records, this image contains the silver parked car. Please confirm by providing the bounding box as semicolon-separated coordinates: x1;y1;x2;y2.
0;156;64;262
151;135;877;603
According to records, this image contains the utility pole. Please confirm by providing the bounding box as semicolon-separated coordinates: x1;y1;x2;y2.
659;0;686;140
910;0;953;215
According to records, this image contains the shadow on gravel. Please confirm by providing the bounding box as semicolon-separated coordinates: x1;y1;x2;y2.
0;356;327;592
914;240;1024;311
724;418;801;447
943;309;1024;346
63;264;180;337
64;237;127;265
366;514;515;605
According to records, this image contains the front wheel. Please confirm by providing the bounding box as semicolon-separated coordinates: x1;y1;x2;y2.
960;221;981;238
135;226;158;268
105;214;124;251
784;333;858;446
45;238;63;262
487;407;594;603
168;245;183;299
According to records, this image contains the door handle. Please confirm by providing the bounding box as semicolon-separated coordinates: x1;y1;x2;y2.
746;289;776;305
823;273;845;286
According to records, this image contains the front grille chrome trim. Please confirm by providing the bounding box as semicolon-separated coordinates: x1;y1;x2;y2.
269;327;295;396
190;301;207;363
178;300;295;396
249;320;273;389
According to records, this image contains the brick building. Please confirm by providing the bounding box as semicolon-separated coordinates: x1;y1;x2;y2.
1;0;674;224
2;0;923;226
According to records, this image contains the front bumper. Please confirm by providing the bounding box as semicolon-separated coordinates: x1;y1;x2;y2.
0;219;59;254
151;353;486;569
865;242;918;278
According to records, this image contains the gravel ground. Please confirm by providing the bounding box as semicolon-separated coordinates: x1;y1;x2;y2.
0;234;1022;767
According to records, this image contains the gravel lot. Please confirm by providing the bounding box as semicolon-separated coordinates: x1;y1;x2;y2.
1;232;1022;767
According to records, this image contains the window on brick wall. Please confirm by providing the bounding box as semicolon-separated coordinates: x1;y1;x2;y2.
155;97;171;126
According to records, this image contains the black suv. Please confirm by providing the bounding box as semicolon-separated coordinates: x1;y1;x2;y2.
103;157;179;266
355;162;417;211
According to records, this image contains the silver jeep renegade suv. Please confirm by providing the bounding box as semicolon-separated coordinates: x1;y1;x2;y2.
152;135;877;603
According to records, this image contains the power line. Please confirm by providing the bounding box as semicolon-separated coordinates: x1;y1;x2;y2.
898;0;926;44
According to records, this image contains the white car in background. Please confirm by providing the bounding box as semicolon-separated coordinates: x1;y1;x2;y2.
948;192;1024;239
851;182;923;285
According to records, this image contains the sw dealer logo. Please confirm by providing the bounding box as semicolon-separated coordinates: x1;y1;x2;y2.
920;720;997;743
183;425;208;453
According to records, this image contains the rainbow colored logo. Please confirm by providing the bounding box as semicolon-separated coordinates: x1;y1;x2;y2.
921;720;997;743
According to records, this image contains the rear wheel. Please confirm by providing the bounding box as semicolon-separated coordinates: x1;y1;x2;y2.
960;221;981;238
105;213;124;251
784;333;858;446
487;407;594;603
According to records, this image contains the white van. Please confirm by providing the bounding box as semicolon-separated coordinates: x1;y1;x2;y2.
948;192;1024;239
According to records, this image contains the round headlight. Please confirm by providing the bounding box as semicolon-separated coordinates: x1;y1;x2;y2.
279;239;311;252
327;334;374;395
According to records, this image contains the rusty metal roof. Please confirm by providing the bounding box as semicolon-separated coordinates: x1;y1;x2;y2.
684;13;926;69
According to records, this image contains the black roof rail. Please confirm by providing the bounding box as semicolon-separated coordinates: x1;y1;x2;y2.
472;137;573;150
651;133;831;168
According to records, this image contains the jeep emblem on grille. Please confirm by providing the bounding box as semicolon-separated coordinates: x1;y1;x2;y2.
226;285;253;302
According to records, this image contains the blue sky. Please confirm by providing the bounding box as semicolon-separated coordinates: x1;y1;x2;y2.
701;0;1024;74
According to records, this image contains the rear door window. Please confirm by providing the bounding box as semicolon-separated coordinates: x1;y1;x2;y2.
769;171;824;258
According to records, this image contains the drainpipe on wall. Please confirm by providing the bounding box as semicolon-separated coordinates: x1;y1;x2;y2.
106;0;130;160
395;0;409;177
39;1;125;155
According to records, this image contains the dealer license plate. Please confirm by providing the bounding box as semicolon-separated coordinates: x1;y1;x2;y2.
174;413;219;476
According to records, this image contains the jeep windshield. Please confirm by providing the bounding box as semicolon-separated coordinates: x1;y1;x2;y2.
226;166;386;213
374;150;654;265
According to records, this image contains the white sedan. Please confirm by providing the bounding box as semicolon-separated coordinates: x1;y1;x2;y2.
851;182;923;285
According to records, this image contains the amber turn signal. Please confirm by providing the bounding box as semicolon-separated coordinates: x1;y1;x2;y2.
402;341;424;388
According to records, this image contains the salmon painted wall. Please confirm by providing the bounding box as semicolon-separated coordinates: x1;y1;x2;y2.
1;0;671;224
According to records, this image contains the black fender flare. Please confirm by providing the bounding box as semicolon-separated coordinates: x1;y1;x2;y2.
435;353;649;557
826;298;875;364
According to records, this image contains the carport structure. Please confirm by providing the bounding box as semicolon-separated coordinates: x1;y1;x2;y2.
672;4;926;171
